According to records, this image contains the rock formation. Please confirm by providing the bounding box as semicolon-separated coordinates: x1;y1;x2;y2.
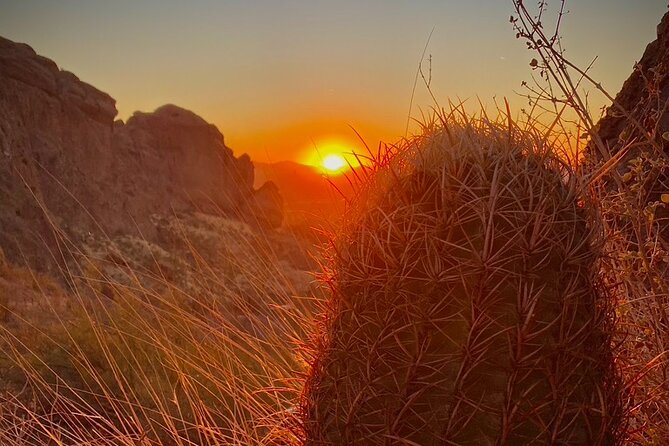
0;36;282;273
591;11;669;164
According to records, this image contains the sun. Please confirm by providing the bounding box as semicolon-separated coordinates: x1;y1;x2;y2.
299;138;366;174
322;154;347;173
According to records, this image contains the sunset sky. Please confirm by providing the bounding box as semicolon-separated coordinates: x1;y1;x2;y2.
1;0;666;165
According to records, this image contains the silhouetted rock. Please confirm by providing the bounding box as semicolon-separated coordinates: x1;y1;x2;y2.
0;36;283;273
254;160;354;233
248;181;284;229
592;11;669;162
587;10;669;236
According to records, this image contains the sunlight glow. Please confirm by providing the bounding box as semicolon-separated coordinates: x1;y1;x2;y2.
322;154;347;173
299;138;370;174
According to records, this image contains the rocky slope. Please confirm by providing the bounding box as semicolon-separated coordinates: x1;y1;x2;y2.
586;10;669;234
0;36;282;274
591;11;669;165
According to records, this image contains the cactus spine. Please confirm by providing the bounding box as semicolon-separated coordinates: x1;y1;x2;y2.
300;115;623;445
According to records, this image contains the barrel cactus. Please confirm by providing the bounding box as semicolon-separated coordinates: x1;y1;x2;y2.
299;114;624;445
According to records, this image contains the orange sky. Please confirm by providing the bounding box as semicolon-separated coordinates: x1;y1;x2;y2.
1;1;666;165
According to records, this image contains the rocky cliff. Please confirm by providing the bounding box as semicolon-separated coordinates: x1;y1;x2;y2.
592;11;669;162
0;36;282;273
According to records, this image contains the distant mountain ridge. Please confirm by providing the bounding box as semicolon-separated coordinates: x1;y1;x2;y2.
254;160;355;229
0;36;282;273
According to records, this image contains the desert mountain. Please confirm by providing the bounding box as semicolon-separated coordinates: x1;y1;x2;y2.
254;160;356;231
0;36;283;274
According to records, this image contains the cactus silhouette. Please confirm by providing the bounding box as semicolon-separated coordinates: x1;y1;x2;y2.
299;113;624;445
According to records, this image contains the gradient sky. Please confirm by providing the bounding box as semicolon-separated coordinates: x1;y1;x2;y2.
1;0;666;164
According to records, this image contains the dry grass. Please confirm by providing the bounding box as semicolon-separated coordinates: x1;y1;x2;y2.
0;216;319;445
